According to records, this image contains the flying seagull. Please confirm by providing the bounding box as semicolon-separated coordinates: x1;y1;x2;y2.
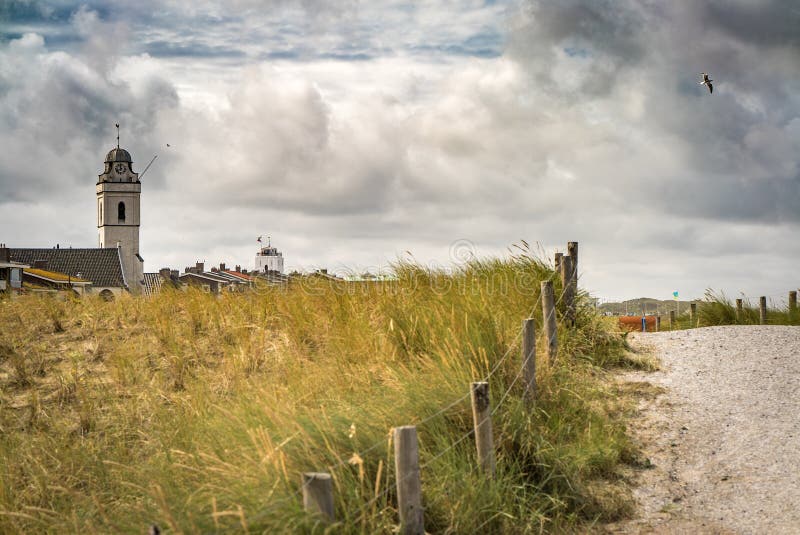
699;72;713;94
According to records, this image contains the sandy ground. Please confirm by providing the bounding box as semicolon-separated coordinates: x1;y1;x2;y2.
607;325;800;534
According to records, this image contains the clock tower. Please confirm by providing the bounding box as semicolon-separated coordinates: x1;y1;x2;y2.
97;134;144;293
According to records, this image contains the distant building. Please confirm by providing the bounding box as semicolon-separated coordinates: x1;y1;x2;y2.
179;262;246;294
22;267;92;296
255;240;284;274
0;245;27;294
97;144;144;293
8;247;127;298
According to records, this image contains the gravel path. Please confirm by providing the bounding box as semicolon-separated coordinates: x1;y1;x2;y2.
609;325;800;534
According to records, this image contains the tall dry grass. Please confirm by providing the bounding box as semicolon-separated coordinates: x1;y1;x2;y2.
0;249;646;533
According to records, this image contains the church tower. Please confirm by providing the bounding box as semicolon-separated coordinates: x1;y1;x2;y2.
97;130;144;293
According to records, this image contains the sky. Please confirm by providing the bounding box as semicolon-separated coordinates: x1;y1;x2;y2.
1;0;798;302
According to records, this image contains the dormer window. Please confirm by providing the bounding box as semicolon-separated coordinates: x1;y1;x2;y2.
118;201;126;222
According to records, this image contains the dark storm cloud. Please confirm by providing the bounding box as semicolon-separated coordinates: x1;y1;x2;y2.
508;0;800;224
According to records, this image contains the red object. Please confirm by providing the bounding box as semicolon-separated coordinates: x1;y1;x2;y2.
618;315;657;332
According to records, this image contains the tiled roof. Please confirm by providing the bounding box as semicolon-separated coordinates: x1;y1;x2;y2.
142;272;163;297
10;248;126;288
24;267;90;283
222;270;252;281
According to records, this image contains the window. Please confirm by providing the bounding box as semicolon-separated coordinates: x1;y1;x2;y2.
118;201;126;222
99;203;103;224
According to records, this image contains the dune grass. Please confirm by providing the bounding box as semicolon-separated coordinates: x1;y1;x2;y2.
696;290;800;327
0;249;647;533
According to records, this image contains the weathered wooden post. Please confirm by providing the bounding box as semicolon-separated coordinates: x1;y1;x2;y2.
540;281;558;362
690;303;696;320
736;299;743;322
560;256;575;327
302;472;335;522
567;241;578;288
760;296;767;325
470;382;495;477
554;252;563;274
669;310;676;330
655;315;661;332
394;426;424;534
522;318;537;399
790;291;797;314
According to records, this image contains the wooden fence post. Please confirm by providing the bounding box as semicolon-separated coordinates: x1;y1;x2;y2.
790;291;797;314
554;252;563;273
302;472;335;522
567;241;578;289
522;318;537;400
394;426;424;535
540;281;558;362
760;296;767;325
736;299;743;322
470;382;495;477
690;303;696;320
669;310;676;330
560;256;575;327
655;315;661;331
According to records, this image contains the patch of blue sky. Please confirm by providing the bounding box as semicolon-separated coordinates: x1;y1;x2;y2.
564;46;590;58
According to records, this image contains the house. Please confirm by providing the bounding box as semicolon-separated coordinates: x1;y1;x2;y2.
7;247;127;299
142;268;183;297
0;244;27;294
179;262;239;294
22;267;92;296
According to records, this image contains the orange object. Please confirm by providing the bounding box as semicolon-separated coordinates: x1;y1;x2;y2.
618;315;657;332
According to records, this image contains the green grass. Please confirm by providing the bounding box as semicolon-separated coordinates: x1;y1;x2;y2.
695;290;800;327
0;248;647;533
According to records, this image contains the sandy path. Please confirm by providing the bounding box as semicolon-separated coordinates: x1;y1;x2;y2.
609;325;800;534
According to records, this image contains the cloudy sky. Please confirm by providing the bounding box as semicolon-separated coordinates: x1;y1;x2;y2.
1;0;798;301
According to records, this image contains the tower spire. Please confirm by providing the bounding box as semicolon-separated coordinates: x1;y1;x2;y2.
115;123;120;149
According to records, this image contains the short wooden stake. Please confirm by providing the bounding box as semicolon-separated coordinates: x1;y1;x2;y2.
655;315;661;331
522;318;537;400
302;472;335;522
789;291;797;314
470;382;495;477
669;310;676;330
394;426;424;535
554;252;563;274
690;303;696;319
560;256;575;327
760;296;767;325
540;281;558;362
736;299;743;322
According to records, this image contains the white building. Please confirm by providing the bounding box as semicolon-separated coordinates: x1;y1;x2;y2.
254;240;284;274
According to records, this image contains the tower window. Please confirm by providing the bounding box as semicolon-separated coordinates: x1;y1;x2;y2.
99;203;103;224
118;201;126;222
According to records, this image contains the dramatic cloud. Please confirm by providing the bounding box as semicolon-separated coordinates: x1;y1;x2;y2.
0;0;798;300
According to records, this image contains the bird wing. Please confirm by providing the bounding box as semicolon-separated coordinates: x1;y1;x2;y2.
708;82;713;94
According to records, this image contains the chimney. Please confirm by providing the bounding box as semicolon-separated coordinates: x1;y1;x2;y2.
0;244;8;262
235;265;241;272
211;267;218;273
33;259;48;269
159;267;171;279
219;263;226;271
171;270;179;279
196;261;204;272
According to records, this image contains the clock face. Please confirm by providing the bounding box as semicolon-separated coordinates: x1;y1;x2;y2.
114;163;126;175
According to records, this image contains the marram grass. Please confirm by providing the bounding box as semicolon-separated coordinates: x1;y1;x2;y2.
0;251;646;533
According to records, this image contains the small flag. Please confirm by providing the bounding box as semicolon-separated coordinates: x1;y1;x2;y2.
673;291;679;300
257;236;262;243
